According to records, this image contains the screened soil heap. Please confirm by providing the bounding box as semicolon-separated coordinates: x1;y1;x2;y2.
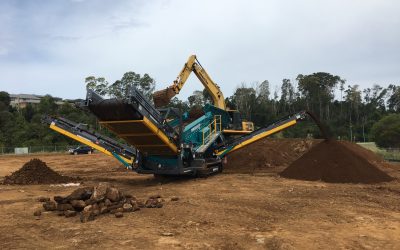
280;140;394;184
3;158;75;185
224;138;319;173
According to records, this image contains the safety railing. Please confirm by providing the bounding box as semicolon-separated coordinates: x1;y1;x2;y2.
202;115;222;145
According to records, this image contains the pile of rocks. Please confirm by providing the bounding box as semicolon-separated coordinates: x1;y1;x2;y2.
36;182;164;222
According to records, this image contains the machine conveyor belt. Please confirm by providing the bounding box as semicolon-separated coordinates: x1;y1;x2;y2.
216;111;306;157
43;116;135;165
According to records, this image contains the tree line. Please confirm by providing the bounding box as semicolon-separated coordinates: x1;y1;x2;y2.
0;71;399;149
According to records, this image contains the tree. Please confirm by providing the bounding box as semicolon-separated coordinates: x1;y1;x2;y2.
202;89;212;104
233;83;257;120
165;97;189;111
38;95;58;114
108;72;156;100
85;76;97;91
257;80;270;103
280;79;295;113
297;72;343;121
188;90;204;108
371;114;400;148
139;73;156;99
85;71;156;101
0;91;10;106
85;76;109;96
22;103;35;122
0;110;14;146
388;84;400;112
345;85;362;141
345;85;362;120
339;79;346;117
0;91;10;112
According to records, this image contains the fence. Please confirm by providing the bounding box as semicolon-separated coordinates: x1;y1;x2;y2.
0;145;79;155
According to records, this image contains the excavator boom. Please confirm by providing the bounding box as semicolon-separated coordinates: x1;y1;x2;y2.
153;55;226;110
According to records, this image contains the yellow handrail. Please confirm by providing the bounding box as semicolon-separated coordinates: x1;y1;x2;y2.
202;115;222;145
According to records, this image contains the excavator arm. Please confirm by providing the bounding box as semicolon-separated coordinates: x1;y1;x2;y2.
153;55;226;110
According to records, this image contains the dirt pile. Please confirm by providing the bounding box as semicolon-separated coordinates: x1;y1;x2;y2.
225;138;319;173
280;140;394;183
3;158;75;185
37;182;166;222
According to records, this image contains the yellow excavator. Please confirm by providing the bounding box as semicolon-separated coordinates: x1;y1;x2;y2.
153;55;254;134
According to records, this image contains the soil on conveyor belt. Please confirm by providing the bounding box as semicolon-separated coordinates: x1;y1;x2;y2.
280;140;394;184
224;138;320;173
2;158;76;185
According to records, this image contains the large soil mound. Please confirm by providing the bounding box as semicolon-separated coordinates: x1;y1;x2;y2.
3;158;75;185
280;140;394;183
225;138;319;173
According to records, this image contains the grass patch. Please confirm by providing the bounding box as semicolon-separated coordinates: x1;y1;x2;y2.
358;142;400;162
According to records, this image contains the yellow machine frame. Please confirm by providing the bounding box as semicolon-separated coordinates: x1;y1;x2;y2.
98;116;178;155
49;122;134;164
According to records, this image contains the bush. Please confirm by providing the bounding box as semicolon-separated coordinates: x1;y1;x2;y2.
371;114;400;148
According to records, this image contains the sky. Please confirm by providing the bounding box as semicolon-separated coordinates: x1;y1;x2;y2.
0;0;399;100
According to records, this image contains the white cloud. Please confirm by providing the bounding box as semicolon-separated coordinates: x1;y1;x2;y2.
0;0;399;99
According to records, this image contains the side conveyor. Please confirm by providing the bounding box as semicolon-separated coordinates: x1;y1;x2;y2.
216;111;307;157
85;88;179;156
43;116;135;167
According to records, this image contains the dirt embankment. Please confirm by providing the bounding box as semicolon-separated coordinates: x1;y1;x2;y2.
280;140;394;184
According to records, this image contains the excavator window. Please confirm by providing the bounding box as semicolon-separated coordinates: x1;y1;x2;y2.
227;110;243;130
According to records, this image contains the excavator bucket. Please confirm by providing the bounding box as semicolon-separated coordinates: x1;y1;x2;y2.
153;87;176;108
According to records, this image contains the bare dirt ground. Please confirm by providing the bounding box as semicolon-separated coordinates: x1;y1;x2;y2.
1;148;400;249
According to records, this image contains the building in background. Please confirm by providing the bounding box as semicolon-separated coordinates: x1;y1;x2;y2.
10;94;65;109
10;94;42;108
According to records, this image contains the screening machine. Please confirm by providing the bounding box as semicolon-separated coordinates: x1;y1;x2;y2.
47;55;308;177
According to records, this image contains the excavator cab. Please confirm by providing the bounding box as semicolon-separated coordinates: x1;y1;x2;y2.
224;110;254;134
227;110;242;130
242;121;254;131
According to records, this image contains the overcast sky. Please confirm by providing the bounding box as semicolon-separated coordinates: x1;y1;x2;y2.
0;0;399;100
